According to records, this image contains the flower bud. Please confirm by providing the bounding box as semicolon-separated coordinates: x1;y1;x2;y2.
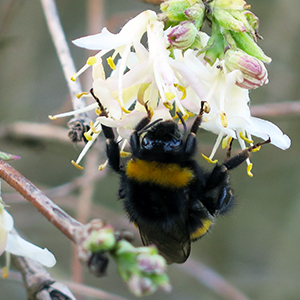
184;2;205;29
224;49;269;89
83;225;116;253
129;275;155;297
213;0;250;10
243;11;259;31
230;31;271;63
160;0;192;24
213;8;246;32
167;21;198;49
137;253;167;275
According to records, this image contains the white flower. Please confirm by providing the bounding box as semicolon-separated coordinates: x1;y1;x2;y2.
49;10;291;174
0;203;56;268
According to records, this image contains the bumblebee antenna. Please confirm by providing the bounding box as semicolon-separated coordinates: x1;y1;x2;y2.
138;118;163;135
176;112;187;136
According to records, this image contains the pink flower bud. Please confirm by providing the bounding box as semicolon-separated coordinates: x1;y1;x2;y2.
167;21;198;49
224;49;269;89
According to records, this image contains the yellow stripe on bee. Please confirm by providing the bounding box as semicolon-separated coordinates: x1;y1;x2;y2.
190;219;213;240
126;159;193;188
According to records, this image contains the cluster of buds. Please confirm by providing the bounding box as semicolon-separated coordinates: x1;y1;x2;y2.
76;220;171;296
113;240;171;296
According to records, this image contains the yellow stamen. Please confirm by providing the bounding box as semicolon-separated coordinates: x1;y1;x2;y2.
137;83;151;106
247;163;254;177
201;154;218;164
174;84;187;100
90;121;100;134
163;101;173;110
71;73;77;81
239;132;253;144
203;101;211;114
71;160;84;170
252;145;261;152
86;56;97;66
99;160;108;171
95;107;101;115
116;98;131;114
107;57;116;70
220;111;228;127
120;151;131;158
2;267;8;279
222;136;233;149
48;115;57;120
76;92;89;99
165;92;175;101
83;132;93;141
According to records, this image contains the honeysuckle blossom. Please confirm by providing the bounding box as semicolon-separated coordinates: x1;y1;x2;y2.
49;2;291;175
0;202;56;271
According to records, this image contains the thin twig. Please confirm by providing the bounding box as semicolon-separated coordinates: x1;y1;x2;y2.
250;100;300;117
177;258;250;300
0;158;82;242
12;255;76;300
62;281;130;300
40;0;85;112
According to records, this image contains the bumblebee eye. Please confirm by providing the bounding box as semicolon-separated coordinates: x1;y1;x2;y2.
170;138;181;148
163;138;182;151
142;136;153;150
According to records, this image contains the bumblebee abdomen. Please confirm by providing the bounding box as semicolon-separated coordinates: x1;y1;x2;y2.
126;158;194;189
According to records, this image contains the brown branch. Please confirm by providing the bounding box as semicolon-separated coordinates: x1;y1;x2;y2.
12;255;76;300
178;259;250;300
0;158;82;242
251;100;300;117
40;0;85;112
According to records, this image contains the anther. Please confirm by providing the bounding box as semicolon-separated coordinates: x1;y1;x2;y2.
163;101;173;110
165;92;175;101
220;111;228;127
107;57;116;70
71;160;84;170
239;132;253;144
87;56;97;65
247;163;254;177
201;154;218;164
76;92;89;99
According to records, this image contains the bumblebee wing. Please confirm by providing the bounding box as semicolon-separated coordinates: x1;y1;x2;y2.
138;222;191;264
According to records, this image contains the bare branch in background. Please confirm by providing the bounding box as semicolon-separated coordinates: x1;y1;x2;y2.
40;0;85;112
251;100;300;117
178;259;251;300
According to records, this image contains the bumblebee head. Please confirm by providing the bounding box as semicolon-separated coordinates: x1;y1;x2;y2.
131;119;190;163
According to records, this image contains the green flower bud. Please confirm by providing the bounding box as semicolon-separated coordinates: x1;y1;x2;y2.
212;0;250;10
213;8;246;32
83;225;116;252
230;31;271;63
160;0;192;24
184;2;205;29
243;11;259;31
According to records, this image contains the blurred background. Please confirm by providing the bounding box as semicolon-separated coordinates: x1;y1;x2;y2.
0;0;299;299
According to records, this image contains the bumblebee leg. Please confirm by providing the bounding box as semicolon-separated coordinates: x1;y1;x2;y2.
223;138;271;170
224;137;234;161
90;88;120;172
185;101;207;155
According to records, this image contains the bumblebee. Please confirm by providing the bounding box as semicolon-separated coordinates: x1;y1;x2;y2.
94;91;270;264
